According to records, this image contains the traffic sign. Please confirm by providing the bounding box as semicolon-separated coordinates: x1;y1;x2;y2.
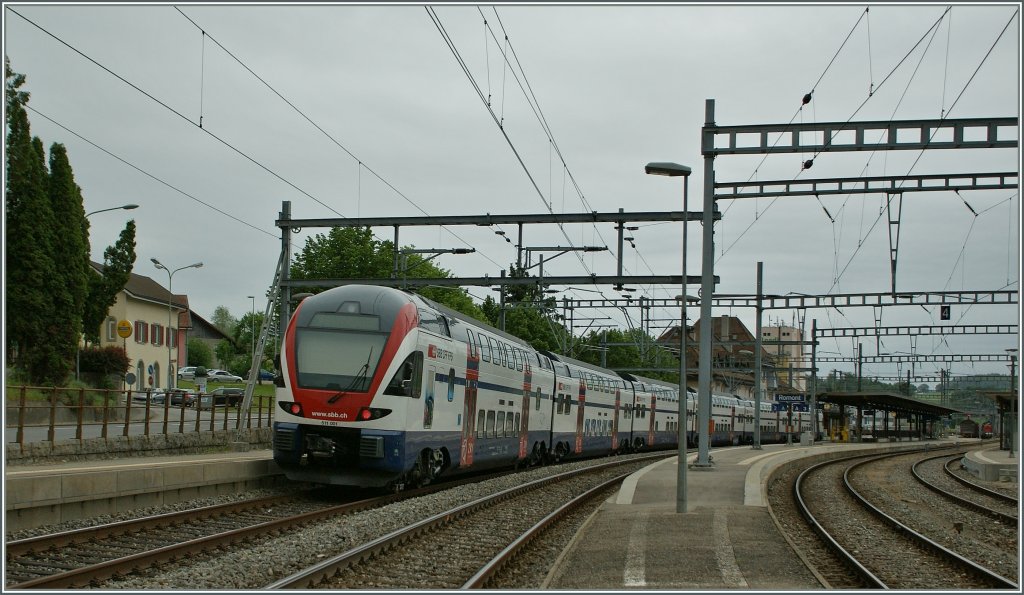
775;394;805;402
125;372;136;385
116;320;132;338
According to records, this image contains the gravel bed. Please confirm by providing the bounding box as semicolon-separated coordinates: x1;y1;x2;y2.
850;451;1019;582
90;452;664;590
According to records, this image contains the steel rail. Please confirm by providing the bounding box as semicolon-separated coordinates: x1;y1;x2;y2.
910;453;1017;525
461;473;628;588
794;453;889;589
5;493;307;558
845;453;1019;590
264;452;671;590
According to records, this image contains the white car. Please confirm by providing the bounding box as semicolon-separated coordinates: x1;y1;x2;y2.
207;369;243;383
178;366;198;381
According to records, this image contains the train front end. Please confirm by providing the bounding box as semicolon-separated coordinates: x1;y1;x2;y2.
272;285;421;487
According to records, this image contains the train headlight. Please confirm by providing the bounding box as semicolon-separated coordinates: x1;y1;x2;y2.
357;407;392;421
279;402;303;416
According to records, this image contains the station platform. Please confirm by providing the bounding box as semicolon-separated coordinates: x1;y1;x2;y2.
544;439;960;590
962;445;1019;482
4;449;281;532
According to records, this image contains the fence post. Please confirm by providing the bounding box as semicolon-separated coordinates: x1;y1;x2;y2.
178;398;186;434
76;388;85;440
101;389;110;439
48;386;58;443
144;393;152;436
16;386;27;445
162;397;170;436
124;390;133;436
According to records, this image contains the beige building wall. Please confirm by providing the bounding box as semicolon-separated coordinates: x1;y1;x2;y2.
98;292;184;391
761;325;808;392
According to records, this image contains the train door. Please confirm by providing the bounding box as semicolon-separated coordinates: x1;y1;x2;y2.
424;365;436;428
574;379;586;454
612;388;621;450
519;361;532;459
647;391;656;446
460;332;481;467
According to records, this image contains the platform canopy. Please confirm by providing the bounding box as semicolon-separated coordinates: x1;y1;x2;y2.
980;390;1018;412
814;391;961;418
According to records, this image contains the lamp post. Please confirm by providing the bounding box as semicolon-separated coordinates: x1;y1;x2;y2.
77;204;139;380
85;204;139;217
151;258;203;389
645;161;692;513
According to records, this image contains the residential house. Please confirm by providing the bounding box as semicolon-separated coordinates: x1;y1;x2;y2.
90;263;229;390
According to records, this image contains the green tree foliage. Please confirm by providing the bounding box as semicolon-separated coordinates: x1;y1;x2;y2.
479;265;572;354
210;305;237;337
290;226;488;322
83;221;137;343
186;338;213;368
5;59;60;383
215;338;238;369
46;143;90;380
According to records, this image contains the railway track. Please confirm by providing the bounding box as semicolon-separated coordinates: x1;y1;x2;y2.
265;453;668;589
4;471;513;589
911;453;1018;525
794;449;1018;590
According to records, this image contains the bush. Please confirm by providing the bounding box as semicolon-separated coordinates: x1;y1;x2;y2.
79;346;131;390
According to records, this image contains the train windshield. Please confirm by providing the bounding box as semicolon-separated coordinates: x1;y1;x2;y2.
295;328;388;392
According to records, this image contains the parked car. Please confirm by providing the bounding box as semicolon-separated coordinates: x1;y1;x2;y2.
247;368;275;381
178;366;198;381
168;389;197;407
132;390;166;405
207;370;243;383
198;387;244;409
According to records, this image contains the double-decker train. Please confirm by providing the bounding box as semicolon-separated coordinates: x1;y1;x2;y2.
272;285;818;489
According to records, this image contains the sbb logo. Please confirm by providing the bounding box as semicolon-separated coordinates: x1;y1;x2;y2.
428;344;454;361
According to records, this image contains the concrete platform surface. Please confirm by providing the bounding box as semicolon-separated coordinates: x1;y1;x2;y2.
963;446;1019;482
544;439;958;590
4;449;280;531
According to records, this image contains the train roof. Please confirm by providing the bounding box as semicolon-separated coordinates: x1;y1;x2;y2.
539;350;626;379
412;291;534;349
617;372;679;391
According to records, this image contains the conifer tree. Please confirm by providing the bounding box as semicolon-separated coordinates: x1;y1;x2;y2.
47;143;90;380
5;59;59;381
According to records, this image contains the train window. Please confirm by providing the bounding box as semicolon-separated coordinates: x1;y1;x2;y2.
512;348;522;372
496;411;506;437
505;412;514;435
514;412;520;433
565;395;572;415
535;388;541;410
447;368;456;402
556;394;564;415
478;333;490;362
477;410;486;438
503;344;512;368
486;411;496;438
465;330;478;358
384;351;424;398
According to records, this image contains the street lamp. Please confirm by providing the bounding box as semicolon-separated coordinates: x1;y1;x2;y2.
85;204;139;217
78;203;139;380
151;258;203;389
646;161;692;513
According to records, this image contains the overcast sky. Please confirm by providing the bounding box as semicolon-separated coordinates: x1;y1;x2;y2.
3;2;1020;383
